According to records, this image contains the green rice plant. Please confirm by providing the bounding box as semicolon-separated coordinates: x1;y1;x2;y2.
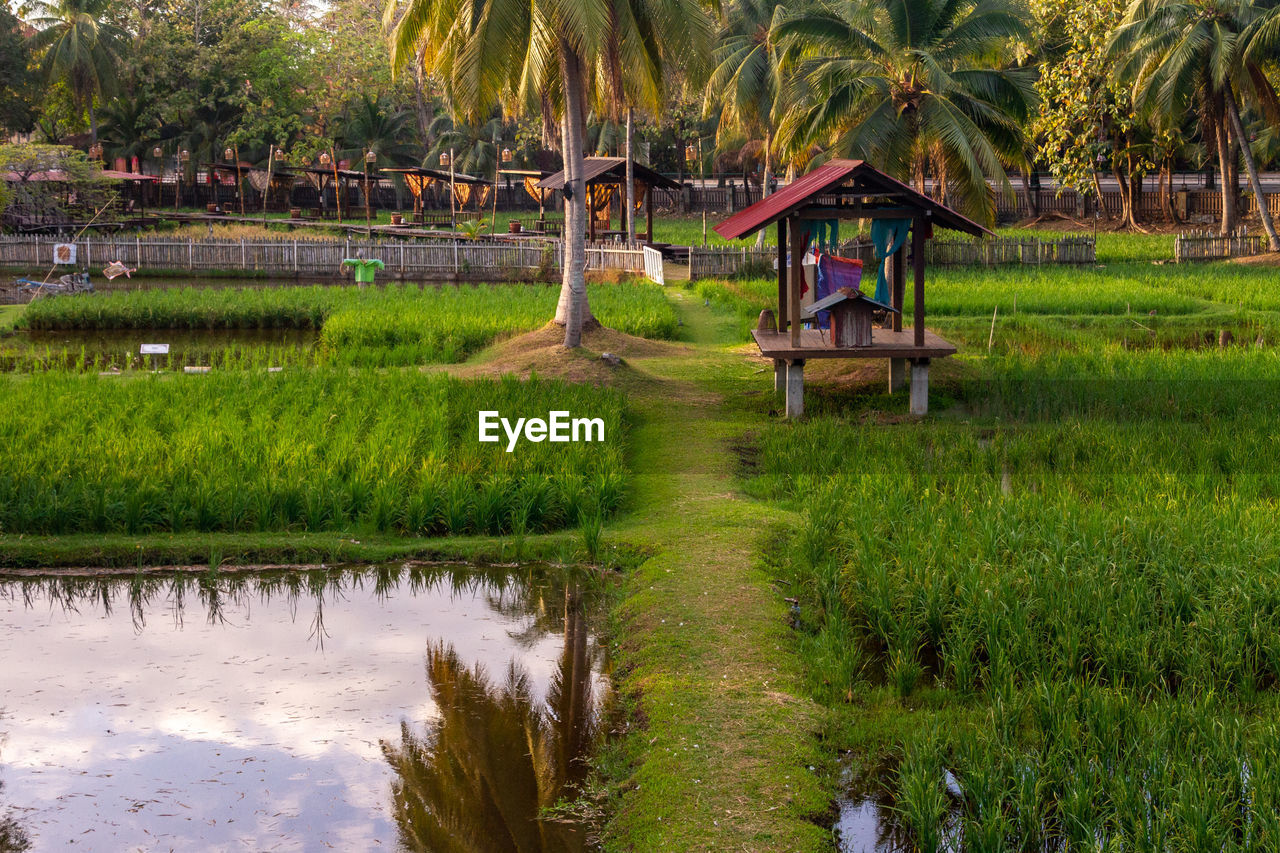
16;282;679;367
893;736;951;853
578;508;603;562
0;371;627;537
760;342;1280;843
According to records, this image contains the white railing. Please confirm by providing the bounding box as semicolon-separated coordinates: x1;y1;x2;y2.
643;246;665;285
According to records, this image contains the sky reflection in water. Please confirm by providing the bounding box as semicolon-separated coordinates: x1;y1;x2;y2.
0;564;606;851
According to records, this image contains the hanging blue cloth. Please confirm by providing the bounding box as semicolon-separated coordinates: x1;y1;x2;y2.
799;219;840;327
871;220;910;305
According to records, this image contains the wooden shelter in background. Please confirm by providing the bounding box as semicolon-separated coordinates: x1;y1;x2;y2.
380;167;491;219
500;169;553;219
293;164;372;216
537;157;680;242
714;159;990;417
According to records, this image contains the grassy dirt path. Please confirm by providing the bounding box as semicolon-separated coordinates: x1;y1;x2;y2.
601;291;830;851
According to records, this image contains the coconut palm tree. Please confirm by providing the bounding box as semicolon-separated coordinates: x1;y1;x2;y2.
339;95;423;210
771;0;1036;226
26;0;125;142
1108;0;1280;248
426;112;504;175
340;94;422;168
705;0;784;245
98;94;158;163
387;0;712;346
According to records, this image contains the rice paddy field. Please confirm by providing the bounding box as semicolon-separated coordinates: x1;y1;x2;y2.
12;281;678;368
696;232;1280;357
0;281;663;538
712;238;1280;849
8;229;1280;849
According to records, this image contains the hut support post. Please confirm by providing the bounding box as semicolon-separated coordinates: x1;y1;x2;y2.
789;217;802;347
909;358;930;415
889;358;907;393
912;217;926;347
777;219;788;331
646;186;654;242
785;359;805;418
589;186;597;242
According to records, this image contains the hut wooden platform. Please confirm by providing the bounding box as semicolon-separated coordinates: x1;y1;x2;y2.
751;328;957;360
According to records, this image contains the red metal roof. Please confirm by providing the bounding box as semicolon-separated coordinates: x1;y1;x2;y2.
713;159;990;240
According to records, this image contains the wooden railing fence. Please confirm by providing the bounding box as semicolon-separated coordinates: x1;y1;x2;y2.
1173;230;1268;262
0;235;645;279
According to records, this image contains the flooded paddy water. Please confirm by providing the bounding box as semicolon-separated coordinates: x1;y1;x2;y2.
0;563;608;851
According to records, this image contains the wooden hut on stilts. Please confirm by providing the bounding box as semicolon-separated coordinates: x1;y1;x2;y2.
713;159;991;417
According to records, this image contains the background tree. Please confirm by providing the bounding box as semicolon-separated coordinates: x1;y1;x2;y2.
704;0;783;245
97;93;158;163
773;0;1037;226
1032;0;1151;227
26;0;125;142
0;5;39;136
0;143;113;227
1109;0;1280;246
426;112;504;175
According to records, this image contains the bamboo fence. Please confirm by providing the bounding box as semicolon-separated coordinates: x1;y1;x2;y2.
680;234;1096;281
0;235;645;279
1174;230;1268;262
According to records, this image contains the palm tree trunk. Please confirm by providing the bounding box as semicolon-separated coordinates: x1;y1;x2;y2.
755;131;772;249
1226;87;1280;251
88;100;97;143
1217;118;1237;235
411;51;432;143
625;107;635;244
555;46;591;347
1020;168;1037;219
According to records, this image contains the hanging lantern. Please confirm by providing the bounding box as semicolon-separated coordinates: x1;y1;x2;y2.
319;151;331;166
439;151;451;167
501;148;513;163
223;147;233;162
152;146;163;159
365;150;377;164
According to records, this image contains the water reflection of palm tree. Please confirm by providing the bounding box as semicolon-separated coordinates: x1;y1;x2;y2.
381;584;601;852
0;781;28;853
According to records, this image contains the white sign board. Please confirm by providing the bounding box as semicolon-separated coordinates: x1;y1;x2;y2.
140;344;170;355
53;243;77;265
